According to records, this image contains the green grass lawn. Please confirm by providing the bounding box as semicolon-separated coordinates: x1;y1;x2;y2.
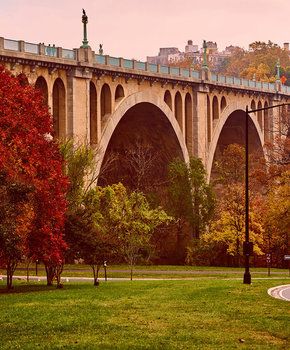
0;279;289;349
1;264;289;280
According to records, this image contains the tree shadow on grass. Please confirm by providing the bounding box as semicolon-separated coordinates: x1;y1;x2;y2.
0;282;89;295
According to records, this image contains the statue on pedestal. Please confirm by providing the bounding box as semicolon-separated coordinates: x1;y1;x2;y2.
81;9;89;48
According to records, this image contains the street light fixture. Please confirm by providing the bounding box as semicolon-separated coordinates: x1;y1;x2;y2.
243;102;290;284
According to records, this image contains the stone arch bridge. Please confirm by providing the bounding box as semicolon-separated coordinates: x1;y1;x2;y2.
1;37;289;181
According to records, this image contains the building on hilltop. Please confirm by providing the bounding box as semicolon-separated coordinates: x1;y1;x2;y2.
147;40;236;72
147;47;180;65
284;43;290;59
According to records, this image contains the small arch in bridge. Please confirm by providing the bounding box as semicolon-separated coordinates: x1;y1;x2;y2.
101;83;112;120
35;76;48;106
264;101;270;142
212;96;219;120
164;90;172;110
52;78;66;139
257;100;263;130
34;76;48;106
174;91;182;130
185;93;193;152
115;84;125;103
207;95;211;143
220;96;227;113
250;99;256;113
90;81;98;145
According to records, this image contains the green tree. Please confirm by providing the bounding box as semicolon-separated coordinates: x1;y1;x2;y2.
64;191;114;285
98;183;171;280
60;140;110;212
61;140;116;267
167;157;215;261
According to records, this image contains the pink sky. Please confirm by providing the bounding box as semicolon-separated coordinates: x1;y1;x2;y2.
1;0;289;60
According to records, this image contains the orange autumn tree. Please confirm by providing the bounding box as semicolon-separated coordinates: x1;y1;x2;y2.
0;66;68;289
207;144;265;266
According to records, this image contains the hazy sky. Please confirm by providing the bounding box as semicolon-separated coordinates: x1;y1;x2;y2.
1;0;289;60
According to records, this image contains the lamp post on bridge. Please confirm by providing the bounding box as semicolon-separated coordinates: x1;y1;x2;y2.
81;9;89;48
243;102;290;284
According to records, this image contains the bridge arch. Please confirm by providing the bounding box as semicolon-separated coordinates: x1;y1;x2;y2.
207;95;211;143
251;99;256;113
221;96;227;113
101;83;112;120
207;103;264;179
164;90;172;110
52;77;66;139
185;92;193;151
174;91;183;130
90;81;98;145
264;101;270;142
35;76;48;106
212;95;219;121
115;84;125;102
97;91;189;184
257;100;263;130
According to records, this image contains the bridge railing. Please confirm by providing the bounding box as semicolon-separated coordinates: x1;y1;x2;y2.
4;38;20;51
210;72;284;93
62;49;76;60
123;59;133;69
24;42;39;54
281;85;290;93
94;54;202;80
1;37;290;95
3;38;77;60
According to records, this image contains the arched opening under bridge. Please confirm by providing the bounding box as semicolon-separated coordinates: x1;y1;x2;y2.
98;102;185;193
210;109;264;181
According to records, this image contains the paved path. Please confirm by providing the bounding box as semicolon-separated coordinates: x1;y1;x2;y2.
268;285;290;301
1;275;289;283
12;267;289;275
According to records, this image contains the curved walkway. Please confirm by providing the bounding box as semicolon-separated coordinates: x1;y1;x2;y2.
268;285;290;301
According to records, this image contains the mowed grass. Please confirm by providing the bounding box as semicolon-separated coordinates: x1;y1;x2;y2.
2;264;289;280
0;279;289;349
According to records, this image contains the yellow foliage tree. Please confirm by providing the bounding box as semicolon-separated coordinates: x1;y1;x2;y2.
221;41;290;84
241;63;276;82
262;171;290;263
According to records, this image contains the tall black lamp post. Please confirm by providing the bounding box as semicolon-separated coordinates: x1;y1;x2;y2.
243;102;290;284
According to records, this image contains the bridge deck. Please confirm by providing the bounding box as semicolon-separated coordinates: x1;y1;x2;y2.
1;37;290;96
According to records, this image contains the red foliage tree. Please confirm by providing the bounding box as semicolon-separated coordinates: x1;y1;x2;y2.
0;65;68;288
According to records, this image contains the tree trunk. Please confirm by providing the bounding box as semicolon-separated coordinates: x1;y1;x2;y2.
45;265;55;286
6;260;17;290
26;261;30;283
130;264;133;281
91;265;100;286
55;263;64;288
6;268;13;290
